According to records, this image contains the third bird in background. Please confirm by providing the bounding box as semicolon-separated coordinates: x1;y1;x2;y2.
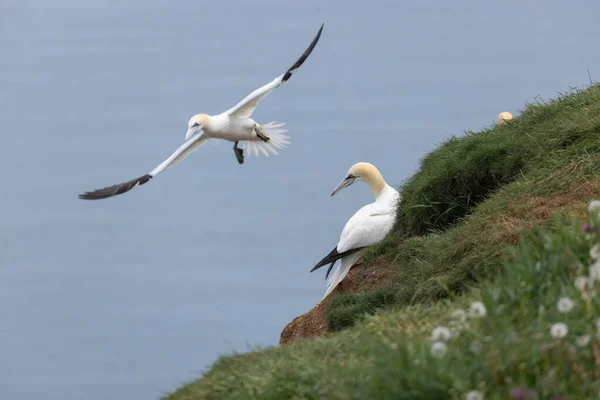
497;111;513;125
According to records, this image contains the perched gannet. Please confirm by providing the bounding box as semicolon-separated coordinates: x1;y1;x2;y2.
497;111;513;125
310;162;400;300
79;24;324;200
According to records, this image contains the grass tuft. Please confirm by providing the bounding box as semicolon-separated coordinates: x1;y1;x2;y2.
326;286;397;331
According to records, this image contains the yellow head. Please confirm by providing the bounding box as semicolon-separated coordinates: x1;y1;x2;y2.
497;111;513;125
185;114;209;140
331;162;386;197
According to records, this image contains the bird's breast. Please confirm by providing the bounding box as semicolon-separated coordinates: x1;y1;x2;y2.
205;114;255;141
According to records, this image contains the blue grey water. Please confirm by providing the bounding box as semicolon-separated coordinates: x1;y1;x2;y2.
1;0;599;399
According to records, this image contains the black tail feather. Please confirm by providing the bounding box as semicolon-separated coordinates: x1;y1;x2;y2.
325;261;335;280
310;246;365;277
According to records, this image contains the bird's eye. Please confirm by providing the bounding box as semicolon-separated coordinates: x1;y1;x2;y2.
347;174;356;179
192;123;200;128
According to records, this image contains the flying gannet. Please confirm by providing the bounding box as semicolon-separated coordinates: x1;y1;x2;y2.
310;162;400;300
79;23;324;200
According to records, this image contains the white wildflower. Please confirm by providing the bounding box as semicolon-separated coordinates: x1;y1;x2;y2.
451;309;467;321
574;276;589;292
590;260;600;282
550;322;568;339
469;301;487;318
469;340;482;355
431;326;452;341
535;261;542;272
464;390;485;400
557;297;574;313
430;341;448;359
588;200;600;213
575;335;590;347
590;244;600;260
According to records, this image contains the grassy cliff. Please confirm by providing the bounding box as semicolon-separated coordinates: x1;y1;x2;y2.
165;84;600;399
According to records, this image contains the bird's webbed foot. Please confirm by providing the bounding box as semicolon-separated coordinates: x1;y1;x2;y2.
233;141;244;164
254;124;270;142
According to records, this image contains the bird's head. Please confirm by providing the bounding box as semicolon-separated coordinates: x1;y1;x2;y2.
186;114;209;141
331;162;382;197
497;111;513;125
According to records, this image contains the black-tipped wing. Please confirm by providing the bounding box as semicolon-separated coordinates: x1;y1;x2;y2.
310;246;366;279
78;134;209;201
79;174;152;200
282;22;324;82
226;23;324;119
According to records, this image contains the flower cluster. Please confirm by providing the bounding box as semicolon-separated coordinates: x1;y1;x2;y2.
549;200;600;343
426;200;600;398
429;302;489;360
428;302;489;398
586;200;600;287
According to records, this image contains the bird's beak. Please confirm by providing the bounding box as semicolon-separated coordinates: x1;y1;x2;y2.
331;175;356;197
185;125;202;141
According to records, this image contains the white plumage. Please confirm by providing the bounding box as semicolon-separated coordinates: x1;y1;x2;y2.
79;24;323;200
311;162;400;300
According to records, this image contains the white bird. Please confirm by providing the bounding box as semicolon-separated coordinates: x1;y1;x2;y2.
310;162;400;300
79;24;324;200
497;111;513;125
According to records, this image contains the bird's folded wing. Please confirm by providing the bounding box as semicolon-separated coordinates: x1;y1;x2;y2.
337;213;395;254
78;134;209;200
225;23;324;119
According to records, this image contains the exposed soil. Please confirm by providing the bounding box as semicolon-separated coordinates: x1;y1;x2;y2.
279;180;600;346
491;181;600;244
279;257;395;345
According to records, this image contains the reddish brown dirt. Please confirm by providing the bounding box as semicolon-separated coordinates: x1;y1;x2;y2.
279;258;395;345
490;182;600;244
279;181;600;345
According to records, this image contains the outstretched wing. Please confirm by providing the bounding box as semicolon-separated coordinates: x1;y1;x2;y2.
225;23;324;119
79;134;209;200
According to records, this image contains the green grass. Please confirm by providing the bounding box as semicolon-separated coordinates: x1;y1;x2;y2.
327;84;600;330
165;84;600;399
397;85;600;235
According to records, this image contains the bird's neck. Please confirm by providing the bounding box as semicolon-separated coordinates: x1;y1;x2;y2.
365;174;387;199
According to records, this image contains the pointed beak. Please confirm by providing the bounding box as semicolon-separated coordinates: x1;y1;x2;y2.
331;175;356;197
185;125;202;141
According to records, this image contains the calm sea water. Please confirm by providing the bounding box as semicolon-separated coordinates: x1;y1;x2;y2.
1;1;599;399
